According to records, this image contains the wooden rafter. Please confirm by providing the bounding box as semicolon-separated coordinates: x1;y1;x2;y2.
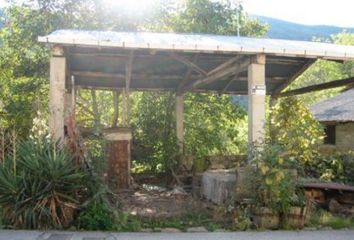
181;56;250;93
275;76;354;98
169;52;207;76
273;59;316;94
177;54;199;94
221;75;239;95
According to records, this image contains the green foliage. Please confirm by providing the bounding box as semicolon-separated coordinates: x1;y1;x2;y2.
0;139;85;229
131;92;177;172
308;151;354;183
307;209;354;229
232;204;252;230
184;93;247;158
131;92;247;173
271;97;324;165
289;32;354;106
162;0;268;36
77;200;114;231
250;144;298;216
122;214;222;231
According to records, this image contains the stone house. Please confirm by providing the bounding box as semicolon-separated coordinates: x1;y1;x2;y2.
311;88;354;151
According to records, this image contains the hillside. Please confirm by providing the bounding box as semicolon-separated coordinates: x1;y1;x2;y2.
252;15;354;41
0;8;3;28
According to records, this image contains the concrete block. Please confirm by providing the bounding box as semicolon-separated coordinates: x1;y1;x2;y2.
201;169;236;205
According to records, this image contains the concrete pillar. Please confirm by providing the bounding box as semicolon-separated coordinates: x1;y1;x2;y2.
122;90;129;127
248;54;266;146
104;128;132;190
176;94;184;154
49;46;66;142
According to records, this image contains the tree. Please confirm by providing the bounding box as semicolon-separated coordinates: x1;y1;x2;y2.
288;32;354;106
0;0;268;172
270;97;324;165
149;0;268;36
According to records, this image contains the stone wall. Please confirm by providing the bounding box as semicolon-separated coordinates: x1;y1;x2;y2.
336;122;354;150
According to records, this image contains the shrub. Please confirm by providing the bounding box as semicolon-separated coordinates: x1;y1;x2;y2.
0;139;85;229
271;97;324;166
308;151;354;184
250;144;297;212
77;200;114;231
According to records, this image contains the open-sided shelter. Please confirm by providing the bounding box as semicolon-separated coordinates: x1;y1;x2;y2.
39;30;354;188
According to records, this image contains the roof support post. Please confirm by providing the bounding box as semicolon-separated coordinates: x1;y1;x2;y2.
248;54;266;153
122;51;134;127
64;76;76;122
176;94;184;154
49;46;66;143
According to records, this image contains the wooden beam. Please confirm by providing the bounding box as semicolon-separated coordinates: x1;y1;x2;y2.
72;71;285;85
221;75;239;94
71;71;183;81
275;76;354;98
177;54;199;94
75;85;248;95
273;59;316;94
169;52;207;76
181;56;250;93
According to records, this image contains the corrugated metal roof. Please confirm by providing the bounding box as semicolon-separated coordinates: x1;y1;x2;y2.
38;30;354;60
311;88;354;122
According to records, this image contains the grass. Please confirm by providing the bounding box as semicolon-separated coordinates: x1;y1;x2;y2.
307;209;354;229
112;212;224;232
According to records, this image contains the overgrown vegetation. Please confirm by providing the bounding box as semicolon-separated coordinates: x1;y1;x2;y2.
270;97;324;165
0;140;85;229
0;0;354;233
0;0;266;173
309;151;354;184
307;209;354;229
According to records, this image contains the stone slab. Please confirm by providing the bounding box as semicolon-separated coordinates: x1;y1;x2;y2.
201;169;236;205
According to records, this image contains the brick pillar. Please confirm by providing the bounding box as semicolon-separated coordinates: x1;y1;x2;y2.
104;128;132;190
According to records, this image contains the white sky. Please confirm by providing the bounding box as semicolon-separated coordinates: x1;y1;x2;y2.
1;0;354;27
242;0;354;27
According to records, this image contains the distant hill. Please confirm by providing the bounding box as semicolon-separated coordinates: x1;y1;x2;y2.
252;15;354;41
0;8;4;28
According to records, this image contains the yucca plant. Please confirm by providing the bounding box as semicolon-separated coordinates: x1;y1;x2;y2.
0;139;85;229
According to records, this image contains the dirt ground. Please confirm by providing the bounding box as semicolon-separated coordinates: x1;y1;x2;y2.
117;184;211;219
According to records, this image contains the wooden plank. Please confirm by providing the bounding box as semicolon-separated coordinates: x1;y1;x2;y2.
273;59;316;94
181;56;250;93
275;76;354;97
169;52;207;76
